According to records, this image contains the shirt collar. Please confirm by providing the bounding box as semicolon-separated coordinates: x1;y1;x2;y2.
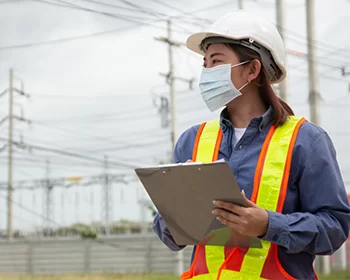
219;106;274;132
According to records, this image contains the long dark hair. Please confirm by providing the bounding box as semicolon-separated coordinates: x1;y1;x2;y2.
226;44;294;126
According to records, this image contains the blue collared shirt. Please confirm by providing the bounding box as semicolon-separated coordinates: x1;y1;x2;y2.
152;107;350;279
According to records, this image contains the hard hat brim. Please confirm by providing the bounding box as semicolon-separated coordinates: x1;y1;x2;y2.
186;32;258;56
186;32;223;56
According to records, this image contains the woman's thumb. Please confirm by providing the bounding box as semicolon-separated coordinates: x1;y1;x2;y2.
241;189;256;207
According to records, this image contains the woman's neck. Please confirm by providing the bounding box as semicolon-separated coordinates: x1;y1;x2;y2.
226;90;267;128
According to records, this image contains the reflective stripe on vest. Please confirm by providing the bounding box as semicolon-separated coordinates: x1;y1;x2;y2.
191;119;225;279
192;119;223;163
181;116;307;280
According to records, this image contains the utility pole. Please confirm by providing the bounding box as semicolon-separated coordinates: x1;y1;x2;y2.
167;20;176;157
90;190;94;225
154;21;194;158
7;68;14;240
276;0;288;102
306;0;329;274
306;0;320;126
155;20;180;157
2;69;30;240
60;191;65;225
341;66;350;76
102;155;111;235
75;191;79;223
341;67;350;92
154;20;184;276
238;0;243;9
44;159;53;230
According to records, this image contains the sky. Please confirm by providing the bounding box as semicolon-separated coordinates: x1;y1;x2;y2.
0;0;349;231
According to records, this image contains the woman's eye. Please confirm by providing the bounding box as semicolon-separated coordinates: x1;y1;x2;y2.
213;60;221;65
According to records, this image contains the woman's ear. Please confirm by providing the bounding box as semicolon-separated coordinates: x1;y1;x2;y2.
247;59;262;82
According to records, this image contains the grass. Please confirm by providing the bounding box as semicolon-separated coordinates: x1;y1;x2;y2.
0;275;178;280
0;270;348;280
318;270;350;280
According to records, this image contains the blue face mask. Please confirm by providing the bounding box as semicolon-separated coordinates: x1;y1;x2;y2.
199;61;251;112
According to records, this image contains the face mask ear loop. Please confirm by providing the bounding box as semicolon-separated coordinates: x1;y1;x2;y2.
231;60;251;69
238;79;251;91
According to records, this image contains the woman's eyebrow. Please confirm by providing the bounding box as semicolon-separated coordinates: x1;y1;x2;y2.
203;52;225;61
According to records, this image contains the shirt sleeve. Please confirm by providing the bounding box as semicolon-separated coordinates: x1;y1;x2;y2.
151;129;190;251
152;212;186;251
261;130;350;255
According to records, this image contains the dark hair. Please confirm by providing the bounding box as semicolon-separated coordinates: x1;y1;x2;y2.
226;44;294;127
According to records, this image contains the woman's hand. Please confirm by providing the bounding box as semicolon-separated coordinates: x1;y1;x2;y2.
212;190;269;237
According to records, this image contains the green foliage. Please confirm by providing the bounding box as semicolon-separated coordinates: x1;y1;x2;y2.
318;270;350;280
148;205;157;217
80;229;97;239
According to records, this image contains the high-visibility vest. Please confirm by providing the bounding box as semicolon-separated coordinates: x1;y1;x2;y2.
181;116;316;280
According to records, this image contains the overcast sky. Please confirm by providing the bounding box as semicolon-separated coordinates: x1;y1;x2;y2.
0;0;349;231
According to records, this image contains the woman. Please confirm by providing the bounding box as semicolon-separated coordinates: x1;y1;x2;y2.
152;10;350;280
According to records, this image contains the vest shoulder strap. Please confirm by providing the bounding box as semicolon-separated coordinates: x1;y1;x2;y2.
192;119;222;163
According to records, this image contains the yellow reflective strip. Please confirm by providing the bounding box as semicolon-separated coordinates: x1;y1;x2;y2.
258;116;300;211
220;269;268;280
192;272;218;280
195;119;224;278
240;116;302;277
239;240;272;276
205;246;225;274
195;119;220;163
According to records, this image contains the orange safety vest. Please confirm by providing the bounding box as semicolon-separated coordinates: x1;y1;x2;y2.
181;116;316;280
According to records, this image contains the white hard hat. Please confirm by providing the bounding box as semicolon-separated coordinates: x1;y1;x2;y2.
186;10;286;84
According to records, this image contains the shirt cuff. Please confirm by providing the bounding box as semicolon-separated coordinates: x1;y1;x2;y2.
259;210;290;248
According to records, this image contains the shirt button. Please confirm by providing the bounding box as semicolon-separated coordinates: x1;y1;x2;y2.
239;145;243;149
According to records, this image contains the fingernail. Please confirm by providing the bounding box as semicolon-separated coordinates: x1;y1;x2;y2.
241;189;245;195
212;200;216;205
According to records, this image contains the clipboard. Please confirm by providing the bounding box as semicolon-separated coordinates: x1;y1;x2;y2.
135;161;262;248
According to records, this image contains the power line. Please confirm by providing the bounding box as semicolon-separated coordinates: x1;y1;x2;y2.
27;119;168;150
170;0;232;21
0;0;24;3
0;173;130;190
12;127;169;152
0;0;181;51
0;1;234;50
32;0;155;21
0;17;175;51
1;151;106;168
0;26;141;50
27;93;153;98
9;141;168;163
79;0;158;15
88;138;170;154
33;0;160;21
34;109;158;124
0;137;141;169
115;0;168;17
7;125;163;157
149;0;210;24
